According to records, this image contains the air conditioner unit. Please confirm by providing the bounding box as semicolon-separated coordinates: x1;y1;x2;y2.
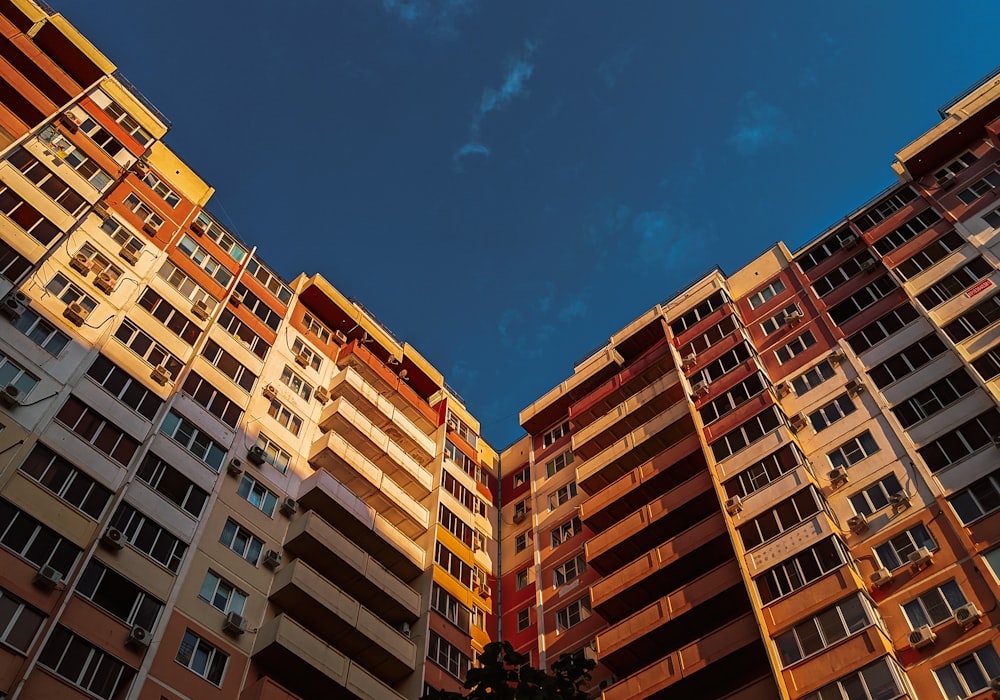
476;583;491;599
869;568;892;588
994;433;1000;449
280;497;298;516
191;300;210;320
247;446;266;465
119;246;140;265
190;218;208;236
909;546;933;570
69;252;91;275
92;202;109;218
954;602;982;629
263;549;282;569
691;380;709;397
101;526;125;550
828;350;846;365
223;611;247;635
93;272;115;294
142;222;159;237
682;353;697;369
846;378;865;396
988;676;1000;693
783;309;804;324
262;384;278;400
0;290;28;320
842;233;860;248
775;381;791;396
294;350;310;367
789;413;808;432
447;417;459;431
513;511;528;524
228;292;243;306
131;160;150;177
315;386;330;404
33;564;62;590
724;495;743;516
829;467;849;487
847;514;869;534
127;625;151;648
60;110;82;132
937;172;958;190
227;459;244;476
860;258;877;273
399;622;411;638
889;492;911;510
908;625;937;650
0;384;22;408
150;365;171;385
63;301;89;327
334;330;348;344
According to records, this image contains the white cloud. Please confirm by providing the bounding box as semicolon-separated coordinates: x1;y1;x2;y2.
728;91;793;156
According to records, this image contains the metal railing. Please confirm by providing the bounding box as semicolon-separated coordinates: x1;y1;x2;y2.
112;70;172;128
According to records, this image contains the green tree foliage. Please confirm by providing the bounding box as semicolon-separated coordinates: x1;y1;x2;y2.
421;641;596;700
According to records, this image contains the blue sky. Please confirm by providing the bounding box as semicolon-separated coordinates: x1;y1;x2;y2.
55;1;1000;448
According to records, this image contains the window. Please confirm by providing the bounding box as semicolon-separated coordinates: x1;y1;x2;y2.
791;360;835;396
141;279;209;339
76;560;163;631
550;516;582;548
7;148;85;215
972;346;1000;381
555;596;591;632
895;231;965;280
944;293;1000;342
19;444;112;518
847;303;920;354
701;374;766;424
724;445;802;499
739;488;822;550
441;468;475;512
543;420;570;447
78;116;127;158
854;188;918;232
85;354;162;420
849;474;904;517
517;608;531;631
0;586;44;653
113;319;184;378
514;532;530;553
918;409;1000;473
141;172;180;207
554;554;586;587
797;227;860;271
290;337;321;370
811;252;877;297
755;537;849;604
198;571;247;615
949;468;1000;525
218;309;270;360
548;481;577;510
97;95;153;146
679;314;740;357
176;630;228;686
0;351;38;397
447;411;479;448
669;290;730;334
136;453;209;518
0;239;31;283
245;257;291;303
871;208;942;255
775;594;875;667
266;398;302;436
934;644;1000;700
428;631;471;680
892;369;977;429
984;548;1000;581
13;309;69;356
868;334;947;389
220;519;264;565
255;433;291;473
39;626;135;699
0;499;80;578
176;234;233;286
935;151;979;182
803;658;906;700
957;171;1000;205
301;312;331;343
38;125;113;190
512;468;529;488
0;184;61;243
98;215;144;257
237;475;278;517
72;243;123;282
828;276;898;325
711;406;782;461
808;394;856;432
516;569;529;590
434;542;472;586
873;523;936;571
917;257;994;309
545;450;574;478
45;273;97;313
760;303;800;335
902;580;967;629
160;411;227;471
438;504;473;546
235;283;281;331
279;365;312;400
190;213;249;263
201;339;257;392
698;342;752;383
157;260;216;310
123;193;164;231
748;279;786;309
56;396;140;466
430;583;471;632
984;206;1000;230
109;503;187;572
182;372;243;428
775;331;816;364
445;439;478;477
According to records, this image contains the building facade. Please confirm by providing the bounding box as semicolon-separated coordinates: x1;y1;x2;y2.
503;71;1000;699
0;1;499;699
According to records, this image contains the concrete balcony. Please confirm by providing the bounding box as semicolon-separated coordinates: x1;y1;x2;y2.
308;431;429;538
284;510;421;622
585;469;716;575
295;469;424;581
571;374;683;462
781;627;893;699
744;514;837;577
318;396;433;498
253;614;406;700
269;559;416;682
340;342;438;435
328;367;436;466
576;401;694;496
579;433;704;533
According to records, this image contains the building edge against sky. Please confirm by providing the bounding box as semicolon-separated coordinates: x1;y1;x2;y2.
1;1;1000;699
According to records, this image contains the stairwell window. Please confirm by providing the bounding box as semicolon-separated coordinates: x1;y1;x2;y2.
550;516;582;548
808;394;856;432
548;482;577;510
553;554;586;587
141;172;180;207
220;519;264;566
902;580;967;629
238;475;278;517
948;468;1000;525
199;571;247;615
266;398;303;436
545;450;574;478
555;596;591;632
748;279;786;309
543;420;570;447
775;331;816;364
176;630;228;686
256;433;291;473
873;523;936;571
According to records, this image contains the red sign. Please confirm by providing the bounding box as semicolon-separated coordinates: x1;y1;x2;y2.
965;278;994;299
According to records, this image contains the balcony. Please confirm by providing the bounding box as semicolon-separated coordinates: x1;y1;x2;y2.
580;433;704;533
781;627;893;698
339;341;438;434
318;396;433;498
284;509;421;621
269;560;416;682
520;347;624;434
576;402;694;496
571;374;683;461
308;431;429;537
295;469;424;581
328;367;436;466
253;614;406;700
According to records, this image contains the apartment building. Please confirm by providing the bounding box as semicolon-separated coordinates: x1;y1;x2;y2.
0;2;499;699
503;71;1000;699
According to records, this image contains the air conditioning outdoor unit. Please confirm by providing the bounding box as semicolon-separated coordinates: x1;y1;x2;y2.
691;380;709;397
34;564;62;590
513;511;528;524
937;172;958;189
829;467;849;487
860;258;877;273
190;218;207;236
102;526;125;550
953;602;982;629
280;497;298;516
262;384;278;400
0;384;22;408
988;676;1000;694
842;233;859;248
846;378;866;395
69;252;91;275
869;568;893;588
150;365;171;385
119;246;140;265
1;290;28;320
294;350;310;367
228;292;244;306
93;272;116;294
682;353;697;369
223;611;247;635
93;202;109;218
227;459;244;476
60;110;82;132
476;583;491;599
63;301;89;327
247;446;266;465
263;549;282;569
399;622;411;638
191;300;210;320
447;417;459;431
909;546;933;570
127;625;151;648
783;309;804;324
828;350;846;365
908;625;937;650
724;495;743;516
889;492;911;511
334;330;348;344
315;386;330;404
132;160;150;177
142;222;159;237
847;514;869;534
775;382;791;396
789;413;808;432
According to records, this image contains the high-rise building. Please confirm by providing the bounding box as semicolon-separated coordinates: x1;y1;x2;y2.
502;70;1000;699
0;2;498;699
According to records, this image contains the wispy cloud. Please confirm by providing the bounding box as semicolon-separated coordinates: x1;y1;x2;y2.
380;0;476;37
728;91;793;156
598;46;636;89
496;284;589;358
558;298;587;322
454;41;536;167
